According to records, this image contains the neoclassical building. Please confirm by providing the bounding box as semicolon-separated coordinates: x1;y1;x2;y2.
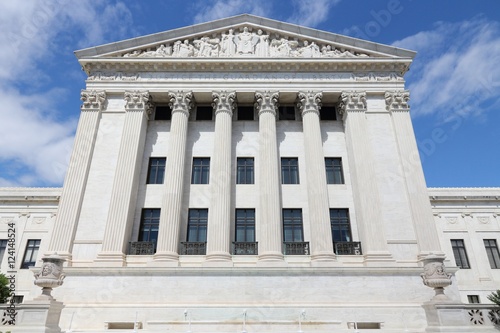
1;15;500;332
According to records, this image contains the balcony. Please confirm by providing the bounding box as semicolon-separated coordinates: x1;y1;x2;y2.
283;242;309;255
335;241;362;255
233;242;258;255
181;242;207;255
129;241;156;255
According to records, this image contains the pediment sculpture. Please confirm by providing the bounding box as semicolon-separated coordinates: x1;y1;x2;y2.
120;26;370;59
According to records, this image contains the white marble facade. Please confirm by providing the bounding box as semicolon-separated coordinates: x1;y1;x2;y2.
1;15;499;333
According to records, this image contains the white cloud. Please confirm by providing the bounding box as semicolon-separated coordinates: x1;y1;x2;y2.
287;0;341;27
192;0;271;24
0;1;135;187
393;17;500;120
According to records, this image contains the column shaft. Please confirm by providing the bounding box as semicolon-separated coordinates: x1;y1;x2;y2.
154;91;194;263
95;91;151;266
298;92;335;261
206;91;236;262
47;90;105;263
256;91;284;262
339;91;393;262
387;91;442;257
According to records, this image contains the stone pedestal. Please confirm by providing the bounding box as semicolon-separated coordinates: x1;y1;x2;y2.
14;300;64;333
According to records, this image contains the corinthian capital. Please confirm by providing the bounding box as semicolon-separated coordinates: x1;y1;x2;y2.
385;90;410;111
337;91;367;116
80;90;106;111
168;91;195;116
212;91;236;115
255;91;279;116
124;91;153;114
297;91;323;117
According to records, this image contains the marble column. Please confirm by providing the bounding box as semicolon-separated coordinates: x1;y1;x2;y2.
297;91;336;261
46;90;105;264
256;91;284;262
154;91;194;263
205;91;236;263
339;91;393;263
386;90;443;258
95;91;152;266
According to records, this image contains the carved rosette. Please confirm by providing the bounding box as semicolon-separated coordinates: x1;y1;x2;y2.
420;253;452;302
385;90;410;111
124;90;153;118
80;90;106;111
212;91;237;115
297;91;323;117
33;254;65;300
255;91;279;116
337;91;367;117
168;91;195;116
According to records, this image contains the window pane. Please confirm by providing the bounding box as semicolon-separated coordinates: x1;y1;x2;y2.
451;239;470;269
139;209;160;242
21;239;41;269
484;239;500;269
283;209;303;242
330;209;352;243
192;158;210;184
0;240;7;264
187;209;208;242
147;158;166;184
281;158;299;184
325;158;344;184
235;209;256;242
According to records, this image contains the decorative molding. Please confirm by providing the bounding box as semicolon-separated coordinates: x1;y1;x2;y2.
168;91;195;116
33;217;47;225
212;91;237;115
255;91;279;116
80;90;106;111
385;90;410;111
337;91;367;115
445;217;458;225
297;91;322;117
476;216;491;224
118;26;370;59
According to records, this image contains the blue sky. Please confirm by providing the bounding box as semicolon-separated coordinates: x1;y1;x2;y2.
0;0;499;188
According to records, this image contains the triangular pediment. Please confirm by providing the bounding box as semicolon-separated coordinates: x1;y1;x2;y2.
75;14;415;60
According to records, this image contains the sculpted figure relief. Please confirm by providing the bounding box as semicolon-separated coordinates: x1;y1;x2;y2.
120;26;369;59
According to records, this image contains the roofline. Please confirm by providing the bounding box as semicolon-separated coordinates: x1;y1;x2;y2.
74;14;416;59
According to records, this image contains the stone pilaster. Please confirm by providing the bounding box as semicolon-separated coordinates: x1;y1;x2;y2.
153;91;194;264
46;90;105;263
255;91;284;262
386;90;443;258
205;91;236;263
339;91;393;263
297;91;335;261
95;91;152;266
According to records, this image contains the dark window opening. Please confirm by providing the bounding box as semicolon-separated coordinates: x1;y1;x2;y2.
237;106;255;120
468;295;480;304
196;106;213;120
279;105;296;120
320;106;337;120
154;106;171;120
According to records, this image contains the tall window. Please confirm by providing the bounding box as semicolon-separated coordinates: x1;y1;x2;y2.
237;158;254;184
192;158;210;184
330;209;352;243
451;239;470;269
139;209;160;243
235;209;255;242
325;158;344;184
147;157;166;184
0;240;7;263
281;158;299;184
283;209;303;242
21;239;41;269
484;239;500;269
187;209;208;242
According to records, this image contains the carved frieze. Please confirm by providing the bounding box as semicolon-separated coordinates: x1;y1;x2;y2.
119;26;370;59
338;91;367;115
255;91;279;116
297;91;323;116
81;90;106;110
385;90;410;111
212;91;237;115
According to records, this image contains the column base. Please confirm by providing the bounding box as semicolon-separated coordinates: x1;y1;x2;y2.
205;251;232;262
257;252;286;267
311;251;336;262
94;252;126;267
153;251;180;263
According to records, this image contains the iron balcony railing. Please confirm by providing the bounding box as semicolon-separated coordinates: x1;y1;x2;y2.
129;241;156;255
334;241;362;255
181;242;207;255
232;242;258;255
283;242;310;255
